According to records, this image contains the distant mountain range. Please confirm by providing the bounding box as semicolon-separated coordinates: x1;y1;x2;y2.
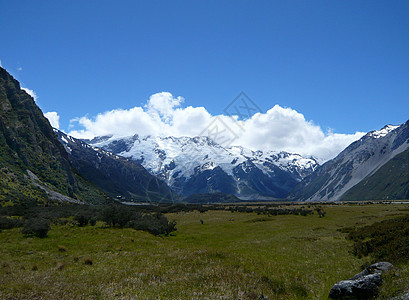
290;122;409;201
1;66;408;204
86;135;318;199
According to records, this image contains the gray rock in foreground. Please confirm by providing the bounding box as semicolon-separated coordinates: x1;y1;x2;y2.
329;262;394;299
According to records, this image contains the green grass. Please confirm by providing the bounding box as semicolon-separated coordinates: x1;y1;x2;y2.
1;203;409;299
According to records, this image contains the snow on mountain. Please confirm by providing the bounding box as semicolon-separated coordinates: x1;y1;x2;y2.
87;135;318;199
290;121;409;201
367;124;399;139
56;130;174;202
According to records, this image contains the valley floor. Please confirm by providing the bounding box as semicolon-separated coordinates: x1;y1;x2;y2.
1;203;409;299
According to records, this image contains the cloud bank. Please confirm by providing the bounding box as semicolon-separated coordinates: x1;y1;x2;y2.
68;92;365;161
44;112;60;129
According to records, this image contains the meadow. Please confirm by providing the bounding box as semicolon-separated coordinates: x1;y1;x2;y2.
1;203;408;299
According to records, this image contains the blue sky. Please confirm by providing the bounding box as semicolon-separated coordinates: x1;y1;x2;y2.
1;1;408;159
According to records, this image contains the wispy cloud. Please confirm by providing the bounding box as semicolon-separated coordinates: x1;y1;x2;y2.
68;92;365;161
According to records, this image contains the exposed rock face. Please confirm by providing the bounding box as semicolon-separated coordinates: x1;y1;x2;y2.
329;262;394;299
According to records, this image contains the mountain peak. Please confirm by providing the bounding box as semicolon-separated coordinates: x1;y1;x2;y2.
367;124;400;139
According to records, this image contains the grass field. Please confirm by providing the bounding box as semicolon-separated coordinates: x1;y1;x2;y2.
1;203;408;299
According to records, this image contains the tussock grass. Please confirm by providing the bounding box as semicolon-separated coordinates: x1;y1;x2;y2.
0;203;408;299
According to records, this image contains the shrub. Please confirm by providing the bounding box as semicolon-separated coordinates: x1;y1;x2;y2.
346;215;409;264
127;213;177;236
100;205;133;228
0;216;24;229
89;218;97;226
74;214;89;227
21;218;51;238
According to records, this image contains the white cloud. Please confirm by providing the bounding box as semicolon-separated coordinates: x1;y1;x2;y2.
68;92;365;161
44;112;60;129
0;60;2;67
17;67;23;71
21;87;38;101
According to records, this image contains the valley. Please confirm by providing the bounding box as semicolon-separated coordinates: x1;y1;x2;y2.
1;202;409;299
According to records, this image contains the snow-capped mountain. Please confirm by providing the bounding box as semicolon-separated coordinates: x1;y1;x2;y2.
56;130;174;202
290;121;409;201
86;135;318;199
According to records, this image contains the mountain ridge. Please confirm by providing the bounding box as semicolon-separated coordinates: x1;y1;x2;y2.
86;134;319;199
289;120;409;201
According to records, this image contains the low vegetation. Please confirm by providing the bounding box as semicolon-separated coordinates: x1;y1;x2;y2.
0;203;178;237
343;214;409;264
1;202;408;299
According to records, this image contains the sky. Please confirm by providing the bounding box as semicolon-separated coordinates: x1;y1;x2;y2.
1;1;408;161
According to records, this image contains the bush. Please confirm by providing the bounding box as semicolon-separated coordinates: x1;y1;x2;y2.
21;218;51;238
89;218;96;226
127;213;177;236
346;215;409;264
0;216;24;229
74;214;90;227
100;205;134;228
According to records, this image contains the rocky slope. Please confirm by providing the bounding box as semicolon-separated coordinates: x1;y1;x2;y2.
342;145;409;201
290;121;409;201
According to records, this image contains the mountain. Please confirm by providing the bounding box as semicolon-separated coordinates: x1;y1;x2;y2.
55;130;175;203
86;135;318;199
341;146;409;201
0;67;107;205
290;121;409;201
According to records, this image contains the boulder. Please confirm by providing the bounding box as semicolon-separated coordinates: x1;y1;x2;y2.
329;273;381;299
329;262;394;299
350;262;394;280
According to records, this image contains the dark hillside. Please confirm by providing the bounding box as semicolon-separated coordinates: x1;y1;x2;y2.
0;67;106;204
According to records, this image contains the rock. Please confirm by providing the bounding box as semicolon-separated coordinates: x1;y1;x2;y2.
329;262;394;299
369;262;394;273
329;273;382;299
350;262;394;280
